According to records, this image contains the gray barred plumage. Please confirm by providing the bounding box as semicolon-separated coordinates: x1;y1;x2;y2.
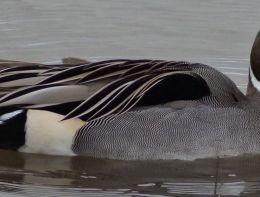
72;105;260;160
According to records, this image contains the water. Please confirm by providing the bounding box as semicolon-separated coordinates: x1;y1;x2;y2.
0;0;260;196
1;151;260;196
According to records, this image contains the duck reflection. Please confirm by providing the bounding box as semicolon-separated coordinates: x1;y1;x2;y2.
0;150;260;196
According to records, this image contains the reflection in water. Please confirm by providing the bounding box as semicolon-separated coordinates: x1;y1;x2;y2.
0;151;260;196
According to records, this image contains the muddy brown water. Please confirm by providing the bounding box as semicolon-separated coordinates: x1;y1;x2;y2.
0;0;260;196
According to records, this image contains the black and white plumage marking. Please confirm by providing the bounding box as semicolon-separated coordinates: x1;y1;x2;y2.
0;107;27;150
0;32;260;160
0;59;242;117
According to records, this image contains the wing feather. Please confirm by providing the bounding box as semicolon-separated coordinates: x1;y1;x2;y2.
0;59;213;122
69;74;157;120
0;85;91;107
37;59;129;85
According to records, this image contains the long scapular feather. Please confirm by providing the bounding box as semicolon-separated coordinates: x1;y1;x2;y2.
62;71;154;120
0;65;53;74
40;67;67;74
0;60;42;70
76;62;133;84
70;75;158;120
120;60;163;77
0;73;39;83
76;59;177;84
0;75;48;88
120;61;190;77
77;73;178;121
93;72;208;121
0;84;91;107
0;84;58;103
37;59;129;85
74;59;154;84
62;68;209;121
110;72;186;115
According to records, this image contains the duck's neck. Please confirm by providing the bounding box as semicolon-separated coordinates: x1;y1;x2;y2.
245;68;260;115
247;31;260;98
246;67;260;109
247;67;260;96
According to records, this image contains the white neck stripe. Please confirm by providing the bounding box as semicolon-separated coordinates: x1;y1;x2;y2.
249;66;260;92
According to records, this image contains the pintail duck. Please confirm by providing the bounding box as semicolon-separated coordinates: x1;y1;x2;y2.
0;32;259;160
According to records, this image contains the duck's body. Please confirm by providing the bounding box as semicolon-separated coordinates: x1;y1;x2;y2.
0;32;260;160
72;103;260;160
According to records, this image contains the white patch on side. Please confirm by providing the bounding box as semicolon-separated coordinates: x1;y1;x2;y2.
19;110;85;156
0;110;23;121
249;67;260;91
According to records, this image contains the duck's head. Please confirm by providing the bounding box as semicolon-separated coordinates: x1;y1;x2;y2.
0;107;27;150
247;31;260;96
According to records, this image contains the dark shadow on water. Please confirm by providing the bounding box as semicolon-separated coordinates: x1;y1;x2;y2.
0;150;260;196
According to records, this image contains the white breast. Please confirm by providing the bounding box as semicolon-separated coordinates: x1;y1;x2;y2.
19;109;85;156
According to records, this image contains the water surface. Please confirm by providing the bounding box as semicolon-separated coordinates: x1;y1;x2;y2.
0;0;260;196
1;151;260;196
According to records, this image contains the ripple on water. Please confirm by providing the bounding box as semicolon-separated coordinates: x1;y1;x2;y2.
1;151;260;196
